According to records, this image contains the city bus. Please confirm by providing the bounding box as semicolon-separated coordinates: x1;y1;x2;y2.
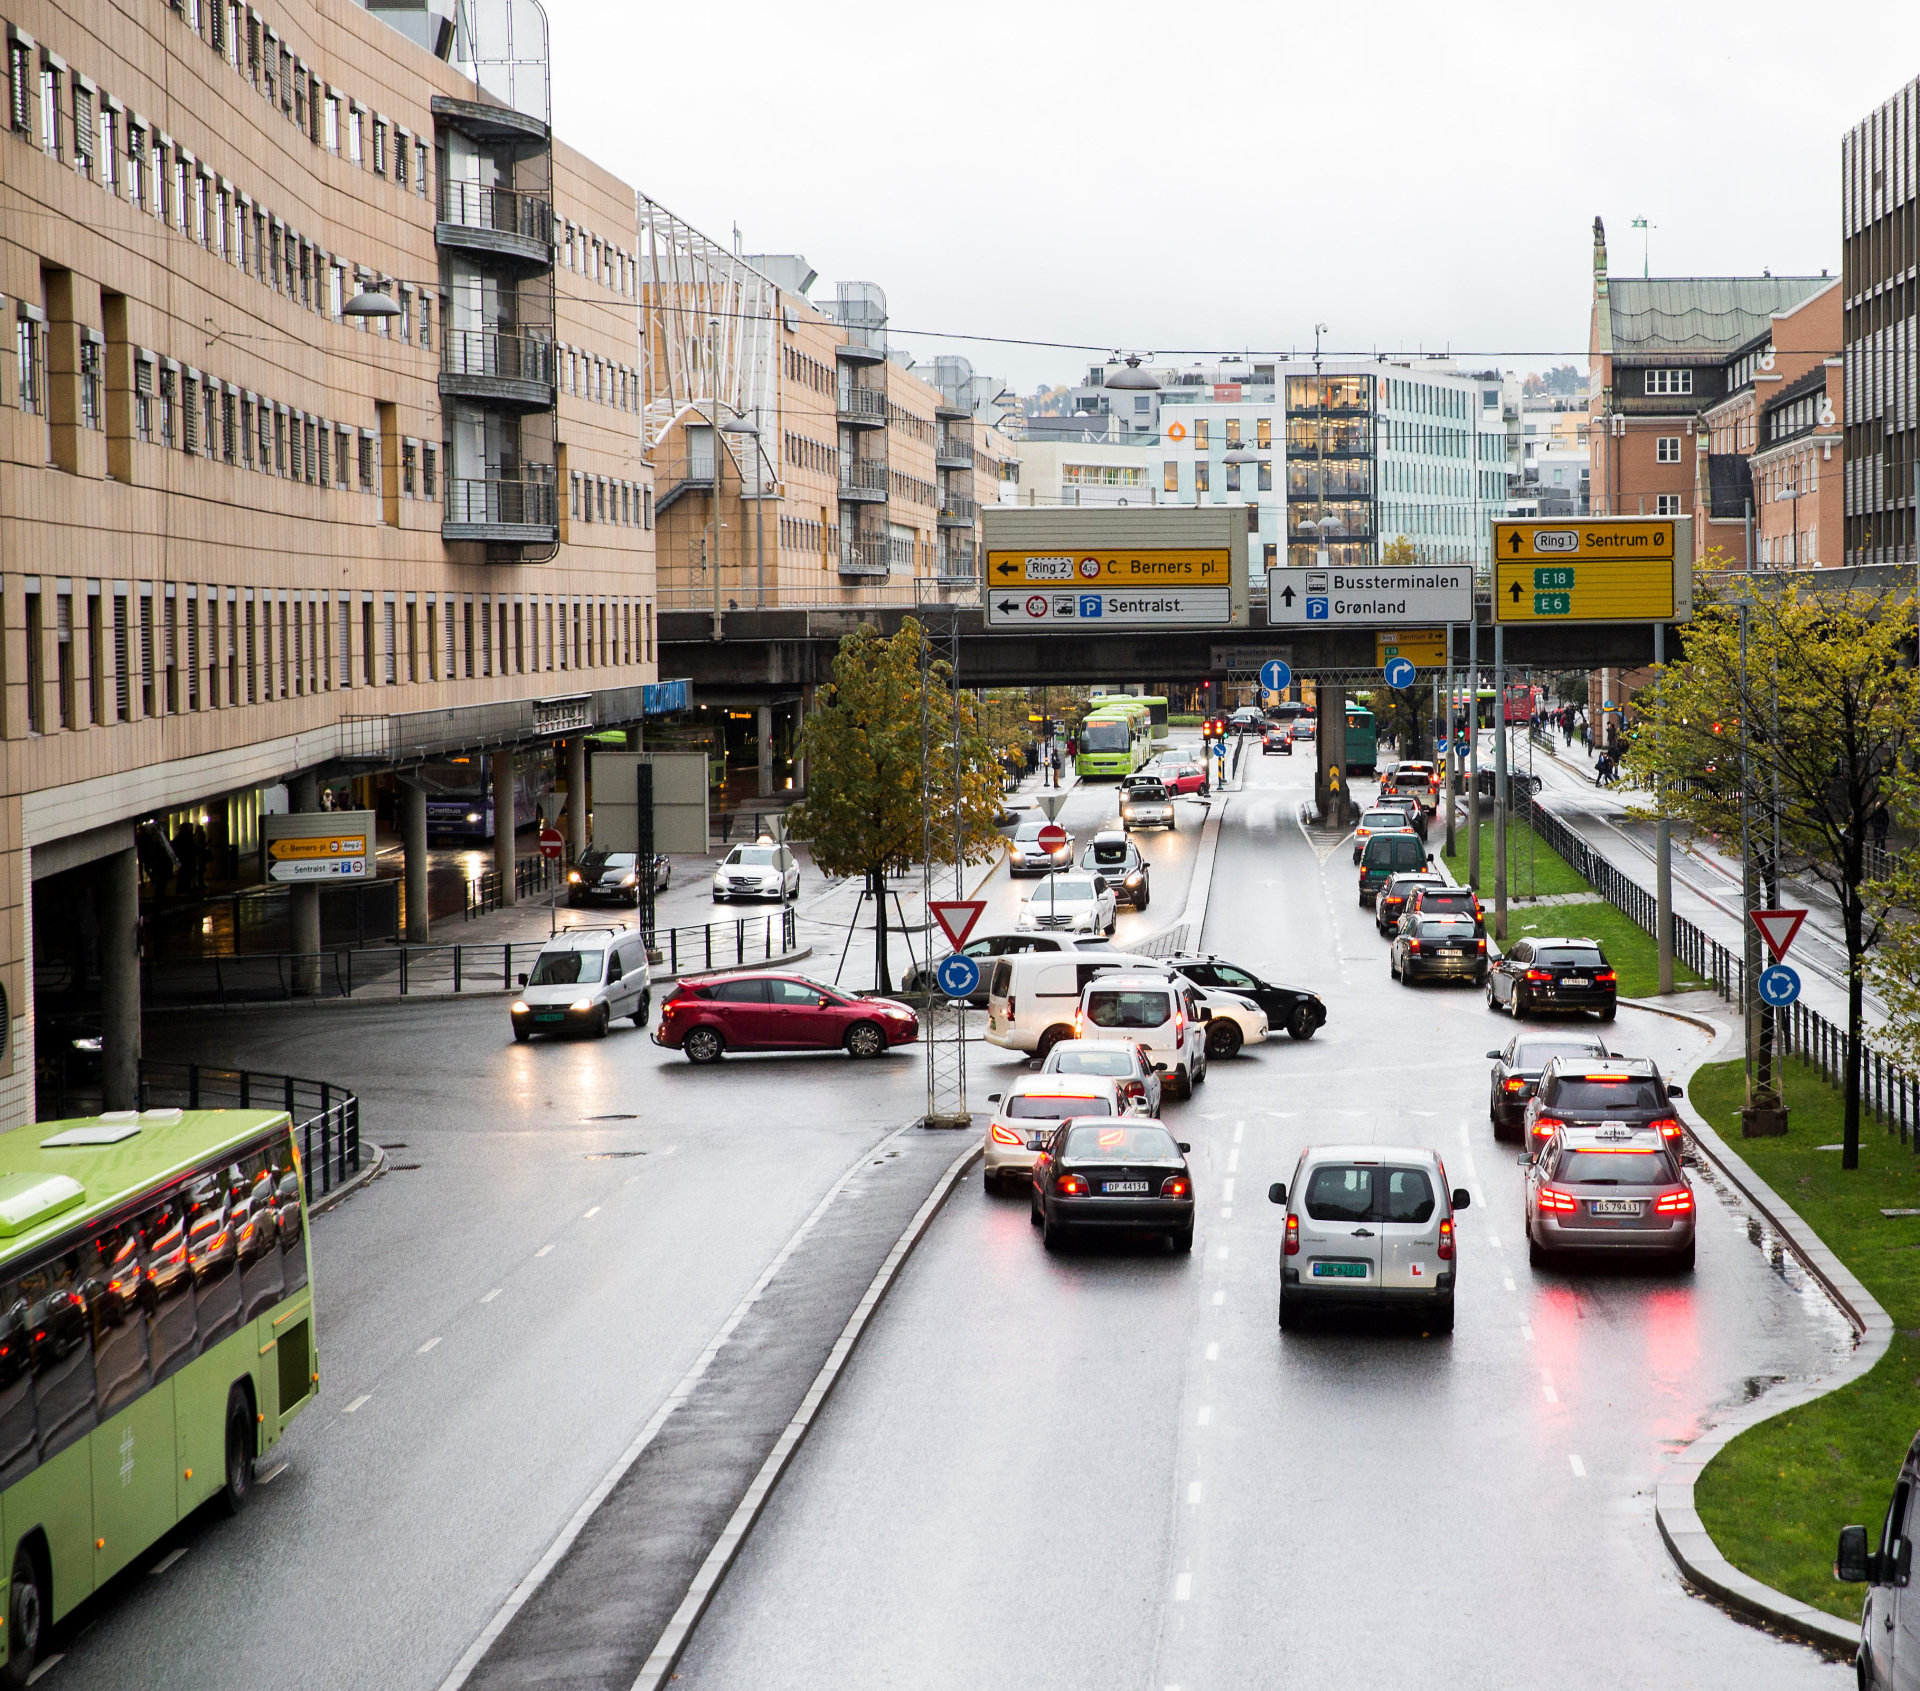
0;1107;316;1680
1076;706;1150;779
1344;702;1378;775
418;751;554;843
1088;693;1170;741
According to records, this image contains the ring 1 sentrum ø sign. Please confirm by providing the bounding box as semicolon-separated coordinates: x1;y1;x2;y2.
1490;518;1692;625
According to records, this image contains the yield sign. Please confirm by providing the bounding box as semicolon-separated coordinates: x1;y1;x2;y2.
929;899;987;950
1751;908;1807;962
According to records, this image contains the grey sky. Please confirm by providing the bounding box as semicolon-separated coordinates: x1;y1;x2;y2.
549;0;1918;392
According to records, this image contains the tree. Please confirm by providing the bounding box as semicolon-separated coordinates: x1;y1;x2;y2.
1622;586;1917;1167
786;620;1005;992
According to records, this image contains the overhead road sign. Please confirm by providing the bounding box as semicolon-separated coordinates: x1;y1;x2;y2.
930;899;987;950
261;811;374;883
1383;656;1416;689
1752;908;1808;961
935;954;982;999
1266;564;1472;626
986;550;1231;588
1758;964;1802;1007
1376;630;1447;669
989;588;1232;628
981;507;1249;629
1259;659;1293;693
1490;518;1691;625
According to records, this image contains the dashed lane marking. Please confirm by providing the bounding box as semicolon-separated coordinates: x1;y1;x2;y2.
1503;1277;1516;1292
481;1288;503;1304
418;1336;442;1354
1221;1178;1235;1202
1521;1322;1535;1341
1543;1371;1559;1404
1204;1343;1219;1361
1569;1454;1587;1478
535;1244;554;1258
1187;1482;1203;1506
344;1394;370;1414
1197;1406;1212;1426
584;1206;601;1219
1173;1572;1193;1601
1226;1148;1240;1174
1487;1234;1501;1249
1211;1290;1225;1307
1215;1246;1229;1260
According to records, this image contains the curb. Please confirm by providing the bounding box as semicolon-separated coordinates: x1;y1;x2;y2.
1646;1006;1886;1658
310;1141;387;1216
1138;789;1227;955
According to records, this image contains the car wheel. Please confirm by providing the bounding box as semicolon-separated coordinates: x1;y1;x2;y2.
1287;1006;1317;1041
633;991;651;1027
5;1543;46;1691
1034;1026;1070;1060
594;1005;610;1039
1105;917;1117;936
1486;982;1501;1012
1042;1212;1069;1252
844;1021;887;1059
982;1168;999;1195
1432;1294;1455;1335
683;1027;725;1064
1673;1240;1697;1273
1475;967;1488;987
1277;1288;1296;1330
1512;988;1529;1020
217;1386;255;1517
1170;1226;1194;1253
1528;1236;1550;1270
1207;1021;1242;1060
1599;1003;1616;1022
1029;1193;1042;1228
1138;889;1151;910
1390;956;1400;981
513;1023;531;1043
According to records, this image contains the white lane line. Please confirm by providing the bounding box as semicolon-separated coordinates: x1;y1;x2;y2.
1520;1322;1535;1342
1569;1454;1587;1478
1226;1148;1240;1174
1458;1123;1471;1146
1197;1406;1213;1426
343;1394;370;1414
1233;1120;1246;1144
481;1288;503;1304
1204;1342;1219;1362
417;1336;442;1354
1486;1234;1501;1249
1220;1206;1233;1219
1173;1572;1193;1601
149;1548;187;1576
535;1244;554;1258
583;1206;601;1219
1542;1371;1559;1404
1187;1481;1204;1506
1211;1289;1225;1307
1503;1276;1516;1292
1215;1245;1230;1261
27;1654;63;1685
624;1175;640;1186
1221;1177;1235;1202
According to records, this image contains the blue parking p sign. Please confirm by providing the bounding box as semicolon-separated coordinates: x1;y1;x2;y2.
936;953;982;999
1305;598;1329;621
1384;656;1417;689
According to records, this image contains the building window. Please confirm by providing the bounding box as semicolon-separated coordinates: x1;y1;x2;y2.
401;439;416;495
1225;462;1242;492
1194;461;1209;493
1644;369;1692;396
358;431;374;491
15;308;43;416
1192;418;1209;448
422;444;436;498
1257;417;1271;449
1655;435;1681;463
1163;461;1179;494
1655;493;1683;516
1257;461;1273;492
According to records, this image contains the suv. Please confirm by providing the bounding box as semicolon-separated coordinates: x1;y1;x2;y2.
1074;971;1211;1099
1487;936;1617;1021
1081;832;1152;908
1375;872;1445;937
1405;883;1483;935
1269;1145;1470;1331
512;927;650;1040
1119;781;1176;832
1523;1122;1695;1271
1835;1433;1920;1686
1391;914;1487;986
1521;1055;1684;1157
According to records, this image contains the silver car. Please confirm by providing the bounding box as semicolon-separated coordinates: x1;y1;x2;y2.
1269;1145;1469;1331
1040;1036;1163;1116
1008;819;1075;877
1523;1122;1695;1271
1119;780;1176;832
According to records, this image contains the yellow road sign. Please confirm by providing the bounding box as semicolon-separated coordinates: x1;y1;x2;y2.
1375;630;1448;668
1491;518;1677;623
985;548;1231;588
268;834;367;860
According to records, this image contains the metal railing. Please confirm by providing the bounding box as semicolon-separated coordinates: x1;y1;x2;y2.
464;853;563;918
135;1061;359;1205
839;539;892;575
838;459;888;499
438;181;554;248
441;327;556;388
939;495;976;523
837;387;886;423
936;431;972;464
445;476;557;529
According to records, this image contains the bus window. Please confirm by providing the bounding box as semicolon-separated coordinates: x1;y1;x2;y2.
188;1176;243;1353
0;1285;35;1484
89;1220;152;1418
278;1157;309;1297
237;1146;285;1321
25;1252;96;1460
144;1194;199;1383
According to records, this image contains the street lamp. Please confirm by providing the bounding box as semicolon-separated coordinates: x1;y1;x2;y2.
1105;354;1160;392
342;287;402;319
719;411;767;609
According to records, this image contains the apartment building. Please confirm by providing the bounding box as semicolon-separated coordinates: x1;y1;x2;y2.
0;0;657;1127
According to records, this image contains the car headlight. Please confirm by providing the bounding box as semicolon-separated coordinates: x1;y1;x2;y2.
619;873;637;887
569;998;594;1012
1126;873;1142;886
511;1001;530;1014
568;871;582;883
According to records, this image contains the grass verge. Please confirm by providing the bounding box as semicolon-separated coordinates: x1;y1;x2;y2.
1442;813;1591;900
1503;898;1705;999
1690;1053;1920;1619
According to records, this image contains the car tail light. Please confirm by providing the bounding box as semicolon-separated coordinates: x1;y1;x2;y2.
1123;1080;1145;1103
990;1122;1024;1146
1538;1185;1578;1214
1476;938;1487;953
1160;1175;1190;1198
1056;1172;1089;1196
1650;1116;1683;1140
1006;995;1015;1021
1502;1077;1528;1093
1594;969;1617;983
1531;1116;1566;1141
1437;1217;1455;1260
1175;1011;1185;1040
1407;939;1421;954
1284;1213;1300;1255
1655;1189;1694;1214
1525;968;1554;982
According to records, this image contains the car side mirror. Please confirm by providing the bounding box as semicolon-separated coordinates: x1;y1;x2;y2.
987;1092;1002;1104
517;973;528;987
1153;1062;1169;1074
1451;1188;1471;1210
1485;1050;1502;1060
1835;1524;1872;1583
1177;1141;1191;1153
1667;1083;1685;1098
818;996;834;1010
1268;1182;1287;1205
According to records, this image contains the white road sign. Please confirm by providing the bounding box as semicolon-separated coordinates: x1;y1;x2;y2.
1266;565;1472;626
986;587;1232;628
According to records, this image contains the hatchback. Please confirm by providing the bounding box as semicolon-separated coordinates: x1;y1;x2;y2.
1262;728;1292;755
654;972;918;1063
1030;1116;1195;1252
1521;1056;1684;1157
1120;781;1176;832
1391;915;1487;986
1353;808;1417;865
1158;762;1208;796
1008;819;1076;877
1040;1037;1163;1116
1080;832;1152;909
1487;937;1617;1020
982;1074;1125;1191
1374;796;1428;839
1524;1123;1695;1271
1269;1145;1469;1331
1485;1032;1611;1141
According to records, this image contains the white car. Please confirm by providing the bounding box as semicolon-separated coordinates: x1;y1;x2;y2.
1017;872;1116;936
712;842;799;903
1007;819;1075;877
1074;970;1210;1100
981;1073;1125;1192
1190;988;1268;1059
1118;780;1176;831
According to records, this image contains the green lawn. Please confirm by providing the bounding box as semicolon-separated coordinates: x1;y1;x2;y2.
1502;899;1705;999
1690;1055;1920;1618
1441;814;1591;900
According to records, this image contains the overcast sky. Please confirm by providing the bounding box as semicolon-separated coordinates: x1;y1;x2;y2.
548;0;1919;393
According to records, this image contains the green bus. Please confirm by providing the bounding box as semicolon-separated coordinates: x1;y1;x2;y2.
0;1107;316;1680
1090;693;1170;741
1344;703;1377;776
1076;706;1150;779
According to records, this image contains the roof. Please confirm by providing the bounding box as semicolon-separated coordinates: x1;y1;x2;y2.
0;1108;291;1261
541;925;631;950
1606;277;1830;356
1009;1074;1122;1096
1296;1144;1444;1166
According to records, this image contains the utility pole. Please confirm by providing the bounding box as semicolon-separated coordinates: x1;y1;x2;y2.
1739;598;1757;1107
1444;623;1457;859
1493;621;1507;942
1467;613;1481;888
1654;621;1673;994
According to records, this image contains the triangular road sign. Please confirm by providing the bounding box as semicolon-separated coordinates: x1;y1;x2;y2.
929;899;987;950
1033;790;1070;821
1751;908;1807;962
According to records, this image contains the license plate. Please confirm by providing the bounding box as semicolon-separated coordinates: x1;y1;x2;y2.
535;1013;565;1023
1026;1135;1049;1151
1562;976;1588;987
1590;1199;1643;1215
1103;1181;1150;1194
1313;1261;1368;1279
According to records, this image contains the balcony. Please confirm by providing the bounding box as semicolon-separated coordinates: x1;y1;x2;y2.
443;475;559;545
838;459;888;503
436;183;554;272
938;538;977;579
838;539;892;576
937;495;976;527
838;386;887;428
936;430;973;469
653;455;715;516
440;328;556;410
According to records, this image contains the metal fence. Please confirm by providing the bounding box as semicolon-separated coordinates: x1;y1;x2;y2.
464;854;564;918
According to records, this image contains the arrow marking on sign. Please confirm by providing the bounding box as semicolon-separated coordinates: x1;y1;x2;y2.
995;599;1020;614
995;561;1019;577
1507;532;1523;554
1508;580;1523;602
1279;585;1296;607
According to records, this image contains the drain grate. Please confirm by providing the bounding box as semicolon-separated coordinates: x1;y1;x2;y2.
586;1150;647;1160
584;1113;639;1121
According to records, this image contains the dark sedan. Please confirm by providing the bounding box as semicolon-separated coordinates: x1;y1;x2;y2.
1521;1055;1685;1157
1485;1032;1611;1141
566;849;667;906
1390;915;1487;986
1375;872;1445;937
1166;955;1327;1040
1487;937;1617;1021
1030;1117;1194;1252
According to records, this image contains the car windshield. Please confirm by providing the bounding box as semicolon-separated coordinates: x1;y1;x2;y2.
1128;785;1167;801
1063;1123;1179;1160
727;848;779;866
1516;1040;1605;1069
1080;720;1131;752
1537;947;1605;967
1550;1077;1665;1111
1008;1094;1109;1120
1013;822;1047;842
600;853;636;871
529;949;604;986
1085;989;1173;1029
1304;1165;1374;1222
1037;878;1096;902
1051;1050;1135;1078
1556;1150;1675;1185
1364;836;1425;870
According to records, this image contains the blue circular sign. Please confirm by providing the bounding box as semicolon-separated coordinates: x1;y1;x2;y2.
1758;964;1801;1007
1259;659;1292;693
1384;656;1417;689
936;953;981;999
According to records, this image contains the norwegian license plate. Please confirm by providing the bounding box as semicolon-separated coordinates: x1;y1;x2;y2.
1590;1198;1643;1216
1313;1261;1368;1279
1103;1181;1150;1194
1561;976;1589;987
535;1013;565;1023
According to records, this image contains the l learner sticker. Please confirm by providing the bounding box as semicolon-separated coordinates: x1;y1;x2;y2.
1409;1261;1425;1277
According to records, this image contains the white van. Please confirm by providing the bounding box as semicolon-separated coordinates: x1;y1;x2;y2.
1836;1430;1920;1683
986;950;1162;1059
1074;971;1211;1100
511;926;651;1041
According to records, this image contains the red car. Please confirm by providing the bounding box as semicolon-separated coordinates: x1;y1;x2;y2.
654;971;920;1064
1158;762;1208;796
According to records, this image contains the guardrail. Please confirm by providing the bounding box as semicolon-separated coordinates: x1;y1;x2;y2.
464;853;564;918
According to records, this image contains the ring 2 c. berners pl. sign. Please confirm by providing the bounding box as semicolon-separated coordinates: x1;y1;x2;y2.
1266;564;1472;626
981;506;1250;629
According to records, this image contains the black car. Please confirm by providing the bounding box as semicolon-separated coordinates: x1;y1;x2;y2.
1375;872;1445;937
1485;1032;1611;1141
1521;1055;1685;1157
1080;833;1151;909
1262;728;1292;755
1404;883;1484;936
1030;1116;1194;1252
567;849;668;906
1165;955;1327;1040
1390;915;1487;986
1487;937;1617;1021
900;931;1089;1005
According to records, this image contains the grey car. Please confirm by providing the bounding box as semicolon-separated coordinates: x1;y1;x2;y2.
1523;1122;1695;1271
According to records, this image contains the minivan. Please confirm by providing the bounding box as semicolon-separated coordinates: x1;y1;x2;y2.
986;949;1161;1059
1074;971;1211;1099
511;926;650;1040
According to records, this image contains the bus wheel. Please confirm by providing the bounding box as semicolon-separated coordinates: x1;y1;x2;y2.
218;1387;255;1517
4;1543;45;1690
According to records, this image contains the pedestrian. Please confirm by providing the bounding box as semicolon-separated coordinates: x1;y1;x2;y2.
1050;745;1063;783
1873;805;1891;849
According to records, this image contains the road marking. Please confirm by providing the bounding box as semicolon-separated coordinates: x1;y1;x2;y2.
481;1288;503;1304
1226;1148;1240;1174
1503;1276;1516;1291
1220;1206;1233;1219
1187;1481;1203;1506
1221;1177;1235;1202
149;1548;187;1576
1233;1120;1246;1143
1569;1454;1587;1478
1214;1245;1229;1260
1173;1572;1193;1601
1542;1371;1559;1404
625;1175;640;1186
1211;1289;1225;1307
257;1459;288;1485
26;1655;62;1686
1204;1342;1219;1362
1197;1406;1212;1426
1486;1234;1501;1249
343;1394;370;1414
1520;1322;1535;1341
1459;1123;1471;1146
535;1244;554;1258
417;1336;442;1354
583;1206;601;1219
